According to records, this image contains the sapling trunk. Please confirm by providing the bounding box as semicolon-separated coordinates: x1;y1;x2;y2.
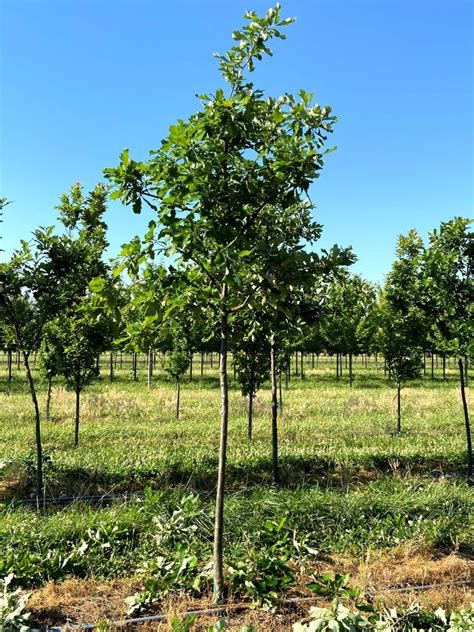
349;352;353;388
23;353;43;500
7;349;12;383
133;352;138;381
46;375;53;420
189;355;193;381
176;377;180;420
295;350;299;376
109;352;114;382
74;386;81;447
442;353;446;381
459;358;473;480
336;353;340;380
213;297;229;604
200;352;204;377
247;392;253;441
396;381;401;433
279;372;283;413
300;351;304;380
431;353;434;380
270;338;279;485
147;348;152;389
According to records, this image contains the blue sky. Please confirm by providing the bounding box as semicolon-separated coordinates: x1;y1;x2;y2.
1;0;472;282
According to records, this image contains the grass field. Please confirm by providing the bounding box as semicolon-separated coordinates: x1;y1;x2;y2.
0;355;473;629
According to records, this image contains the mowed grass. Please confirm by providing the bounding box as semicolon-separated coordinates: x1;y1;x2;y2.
0;355;473;623
0;356;470;495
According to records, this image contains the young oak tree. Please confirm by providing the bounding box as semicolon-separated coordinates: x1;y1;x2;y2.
422;218;473;480
376;230;427;433
0;229;83;498
105;4;343;601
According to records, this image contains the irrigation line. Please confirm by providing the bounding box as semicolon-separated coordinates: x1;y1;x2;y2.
34;579;472;631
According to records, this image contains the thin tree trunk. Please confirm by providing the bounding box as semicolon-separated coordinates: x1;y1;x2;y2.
133;352;138;381
200;352;204;377
279;371;283;413
45;374;53;420
311;353;315;369
295;350;299;376
147;347;152;389
109;352;114;382
270;337;279;485
74;386;81;447
336;353;340;380
248;393;253;441
176;377;180;420
300;351;304;380
213;298;229;603
431;353;435;380
23;353;43;500
189;355;193;381
459;358;473;480
397;382;401;433
349;352;353;388
7;349;12;383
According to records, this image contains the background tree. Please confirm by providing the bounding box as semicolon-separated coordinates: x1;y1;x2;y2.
422;218;473;480
377;230;427;432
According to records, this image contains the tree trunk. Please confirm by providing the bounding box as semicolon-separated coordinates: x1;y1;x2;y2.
74;387;81;447
189;355;193;381
270;337;279;485
442;353;446;381
311;353;315;369
7;349;12;383
336;353;340;380
279;371;283;413
133;352;138;381
349;352;353;388
396;382;401;433
176;377;180;420
46;374;53;420
213;298;229;603
431;353;435;380
459;358;473;480
300;351;304;380
23;353;43;501
147;348;152;389
109;352;114;382
200;352;204;377
247;393;253;441
295;350;299;376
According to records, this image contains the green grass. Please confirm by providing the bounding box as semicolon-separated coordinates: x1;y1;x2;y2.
0;355;472;598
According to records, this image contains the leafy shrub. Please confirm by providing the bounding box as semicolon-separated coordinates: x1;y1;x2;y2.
227;518;296;606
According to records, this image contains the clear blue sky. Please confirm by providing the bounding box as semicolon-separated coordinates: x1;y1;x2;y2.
1;0;472;281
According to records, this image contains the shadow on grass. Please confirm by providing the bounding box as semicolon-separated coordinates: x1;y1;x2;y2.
2;452;467;502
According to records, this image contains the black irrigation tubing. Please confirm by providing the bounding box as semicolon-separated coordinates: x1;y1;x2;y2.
33;580;473;631
9;491;144;507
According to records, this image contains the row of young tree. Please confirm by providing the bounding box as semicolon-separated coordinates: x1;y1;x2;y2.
0;4;472;603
